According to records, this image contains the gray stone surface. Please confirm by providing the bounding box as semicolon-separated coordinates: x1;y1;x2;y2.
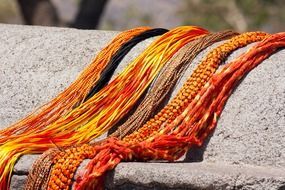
105;162;285;190
0;24;116;128
10;176;27;190
0;24;284;189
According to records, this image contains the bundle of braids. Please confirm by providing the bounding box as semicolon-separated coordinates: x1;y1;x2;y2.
73;32;285;190
34;31;280;190
26;30;238;190
0;26;208;189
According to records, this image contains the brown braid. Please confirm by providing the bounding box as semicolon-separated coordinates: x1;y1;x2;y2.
109;30;238;140
25;149;60;190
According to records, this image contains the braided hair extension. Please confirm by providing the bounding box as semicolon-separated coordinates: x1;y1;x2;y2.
84;28;169;101
0;27;151;144
25;149;60;190
0;26;208;189
24;28;168;190
73;33;285;190
109;30;238;140
26;30;217;190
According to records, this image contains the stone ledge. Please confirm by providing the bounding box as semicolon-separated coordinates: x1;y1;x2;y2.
12;162;285;190
0;24;284;189
105;162;285;190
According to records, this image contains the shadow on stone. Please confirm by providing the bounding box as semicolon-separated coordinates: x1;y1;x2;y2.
184;132;214;162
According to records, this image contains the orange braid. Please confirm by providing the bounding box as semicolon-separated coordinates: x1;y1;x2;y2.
123;31;268;143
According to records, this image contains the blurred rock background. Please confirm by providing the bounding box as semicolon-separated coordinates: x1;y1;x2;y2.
0;0;284;32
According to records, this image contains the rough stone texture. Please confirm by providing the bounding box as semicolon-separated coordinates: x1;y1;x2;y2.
0;24;284;189
10;176;27;190
0;24;115;128
105;162;285;190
